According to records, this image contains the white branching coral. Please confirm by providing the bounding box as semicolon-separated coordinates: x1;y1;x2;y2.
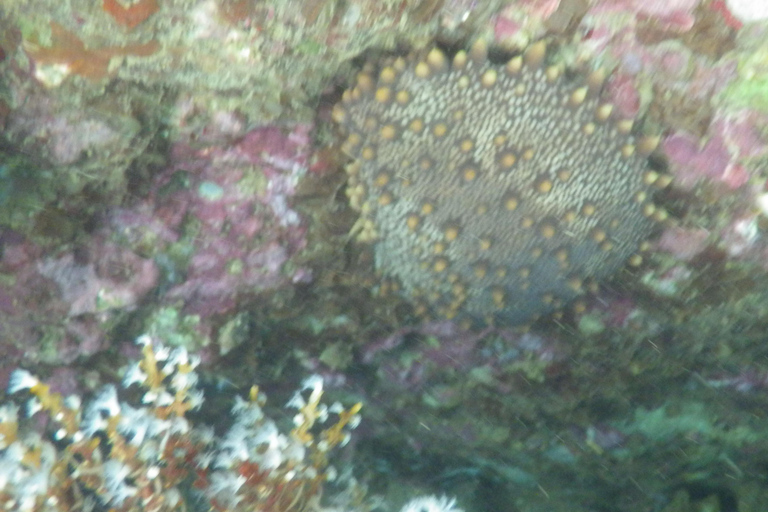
0;335;364;512
399;495;464;512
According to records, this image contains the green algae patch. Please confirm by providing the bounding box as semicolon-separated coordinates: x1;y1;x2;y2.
145;306;208;351
720;48;768;112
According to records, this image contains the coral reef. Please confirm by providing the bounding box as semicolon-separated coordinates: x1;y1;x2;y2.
0;0;768;510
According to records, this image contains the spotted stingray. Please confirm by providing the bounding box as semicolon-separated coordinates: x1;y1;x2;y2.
333;40;670;326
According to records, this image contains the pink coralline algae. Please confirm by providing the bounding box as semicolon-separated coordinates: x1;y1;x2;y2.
110;124;312;318
633;0;701;30
493;0;561;42
654;196;768;274
1;87;153;207
37;244;158;317
16;110;125;167
0;228;159;367
603;72;643;118
0;122;314;368
656;226;710;261
590;0;701;32
581;291;649;330
5;92;133;166
663;112;768;190
171;95;248;147
583;15;738;112
363;321;568;397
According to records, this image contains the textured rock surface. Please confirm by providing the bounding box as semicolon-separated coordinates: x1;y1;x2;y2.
334;41;667;325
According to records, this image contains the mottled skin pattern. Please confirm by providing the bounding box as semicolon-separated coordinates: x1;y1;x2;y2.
334;41;666;326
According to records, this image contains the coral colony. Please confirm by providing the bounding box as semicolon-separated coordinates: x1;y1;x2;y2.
0;334;412;512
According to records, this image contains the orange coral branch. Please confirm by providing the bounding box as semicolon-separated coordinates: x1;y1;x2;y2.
103;0;159;30
23;22;159;81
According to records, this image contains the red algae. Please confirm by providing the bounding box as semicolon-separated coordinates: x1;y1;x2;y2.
709;0;743;29
23;22;159;82
103;0;160;30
